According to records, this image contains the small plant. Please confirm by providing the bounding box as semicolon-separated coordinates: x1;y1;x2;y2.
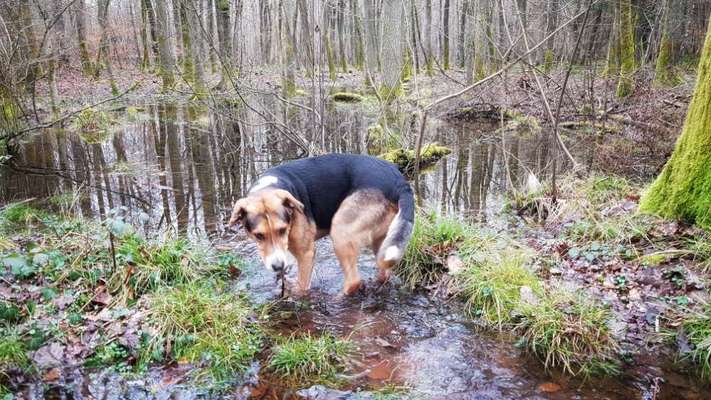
679;304;711;381
0;203;43;233
267;332;353;386
142;283;263;382
85;342;130;371
516;288;621;377
0;335;28;385
107;234;220;302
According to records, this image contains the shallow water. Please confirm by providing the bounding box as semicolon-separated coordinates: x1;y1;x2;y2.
2;99;709;399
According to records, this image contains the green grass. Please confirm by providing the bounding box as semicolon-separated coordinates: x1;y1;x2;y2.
0;203;44;233
680;304;711;381
399;212;493;288
142;282;263;382
516;288;621;377
459;252;541;328
0;335;28;388
267;332;353;386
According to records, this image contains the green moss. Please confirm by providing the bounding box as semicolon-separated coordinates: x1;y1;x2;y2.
616;0;636;98
516;288;621;377
380;143;452;178
267;333;353;386
543;49;554;73
331;92;365;103
640;16;711;228
72;108;116;143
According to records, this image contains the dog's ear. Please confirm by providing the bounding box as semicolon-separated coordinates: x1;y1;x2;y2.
228;198;249;227
273;189;304;214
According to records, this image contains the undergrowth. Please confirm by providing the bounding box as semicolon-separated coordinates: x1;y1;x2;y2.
679;303;711;381
142;282;263;382
516;288;621;377
267;332;353;386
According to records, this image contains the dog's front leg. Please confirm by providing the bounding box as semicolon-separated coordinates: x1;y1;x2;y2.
294;244;315;294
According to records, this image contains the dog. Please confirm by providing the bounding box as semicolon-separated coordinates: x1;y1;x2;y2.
228;154;415;295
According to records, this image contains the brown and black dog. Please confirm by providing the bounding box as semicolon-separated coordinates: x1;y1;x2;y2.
228;154;414;295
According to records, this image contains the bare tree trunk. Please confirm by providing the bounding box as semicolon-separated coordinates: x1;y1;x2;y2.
96;0;118;94
154;0;177;89
425;0;434;74
381;0;403;101
260;0;272;63
458;0;468;68
337;0;348;72
364;0;379;85
181;0;206;95
351;0;365;69
216;0;233;87
442;0;451;69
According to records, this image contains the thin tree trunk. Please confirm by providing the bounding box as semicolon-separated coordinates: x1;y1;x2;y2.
154;0;177;89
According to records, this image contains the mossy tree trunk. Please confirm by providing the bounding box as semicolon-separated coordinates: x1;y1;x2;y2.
616;0;635;98
182;0;206;97
72;0;94;76
96;0;118;95
640;15;711;227
654;0;678;86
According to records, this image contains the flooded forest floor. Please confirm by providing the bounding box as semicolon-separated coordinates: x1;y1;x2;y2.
2;64;711;399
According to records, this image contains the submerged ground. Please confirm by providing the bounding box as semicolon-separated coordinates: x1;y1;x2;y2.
1;67;711;399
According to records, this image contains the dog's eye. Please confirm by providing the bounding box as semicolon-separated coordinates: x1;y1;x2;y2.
254;233;265;241
278;228;287;236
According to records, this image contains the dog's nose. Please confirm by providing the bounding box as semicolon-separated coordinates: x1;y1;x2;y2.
271;260;284;272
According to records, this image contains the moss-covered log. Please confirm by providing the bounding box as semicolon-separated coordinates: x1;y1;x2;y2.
331;92;364;103
380;143;452;178
640;15;711;227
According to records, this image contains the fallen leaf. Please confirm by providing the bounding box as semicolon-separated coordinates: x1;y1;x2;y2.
538;382;561;393
43;368;61;382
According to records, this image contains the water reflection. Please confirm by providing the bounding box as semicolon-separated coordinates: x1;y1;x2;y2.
1;100;578;235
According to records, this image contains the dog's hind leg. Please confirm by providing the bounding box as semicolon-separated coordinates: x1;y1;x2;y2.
331;190;397;295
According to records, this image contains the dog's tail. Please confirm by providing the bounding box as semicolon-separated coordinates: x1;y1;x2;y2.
378;184;415;266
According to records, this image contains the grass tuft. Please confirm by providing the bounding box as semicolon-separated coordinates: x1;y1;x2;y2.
267;332;353;386
679;304;711;381
459;252;541;327
516;287;621;377
399;212;491;288
0;203;44;233
143;282;263;382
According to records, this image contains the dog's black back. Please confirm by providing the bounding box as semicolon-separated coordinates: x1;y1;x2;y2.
254;154;413;231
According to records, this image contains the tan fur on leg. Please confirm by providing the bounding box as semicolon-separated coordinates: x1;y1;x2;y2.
331;190;397;295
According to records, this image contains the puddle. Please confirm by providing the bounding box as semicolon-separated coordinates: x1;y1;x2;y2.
2;100;709;399
233;239;709;399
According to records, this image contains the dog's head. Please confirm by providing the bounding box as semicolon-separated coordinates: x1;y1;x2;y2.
228;189;304;273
